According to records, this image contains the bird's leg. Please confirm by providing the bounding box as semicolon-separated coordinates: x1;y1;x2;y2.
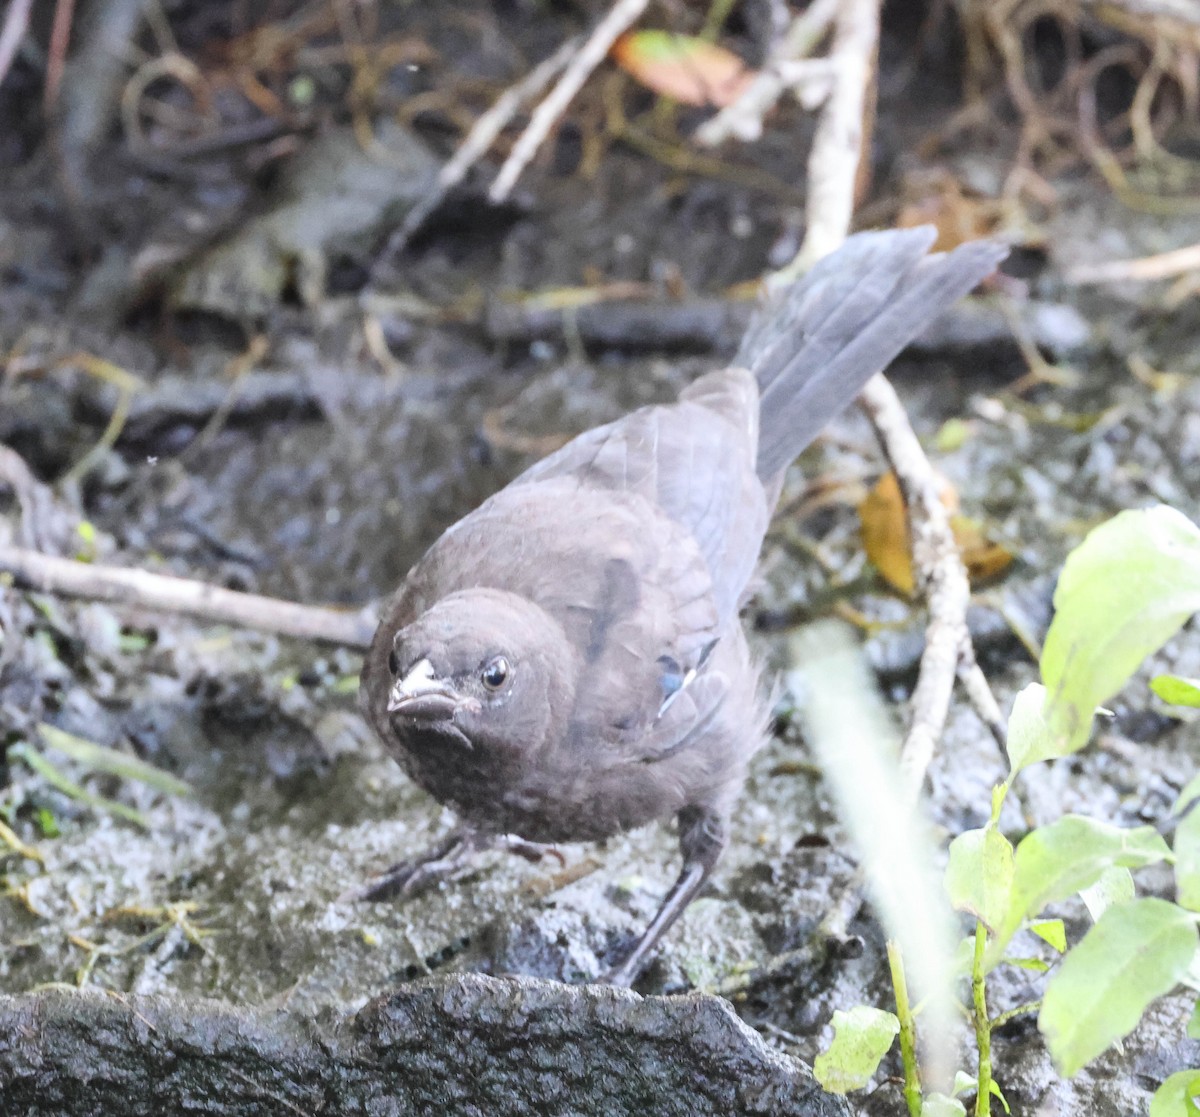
342;828;495;903
600;805;729;987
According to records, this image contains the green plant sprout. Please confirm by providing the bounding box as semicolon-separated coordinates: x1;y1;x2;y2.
814;505;1200;1116
6;723;192;833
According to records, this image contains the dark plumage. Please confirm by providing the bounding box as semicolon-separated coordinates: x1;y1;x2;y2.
358;227;1007;984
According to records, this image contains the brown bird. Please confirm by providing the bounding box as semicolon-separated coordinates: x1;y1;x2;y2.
358;227;1006;985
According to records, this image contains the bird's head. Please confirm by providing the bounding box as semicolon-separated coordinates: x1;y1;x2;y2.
369;587;578;762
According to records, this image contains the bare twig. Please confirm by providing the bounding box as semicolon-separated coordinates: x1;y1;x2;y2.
0;446;75;554
45;0;77;116
488;0;650;203
790;0;1006;785
0;545;375;649
374;36;581;272
1065;240;1200;284
858;376;976;796
0;0;33;92
958;639;1008;752
782;0;879;278
696;0;839;146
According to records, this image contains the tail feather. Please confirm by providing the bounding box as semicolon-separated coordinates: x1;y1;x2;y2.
740;227;1008;480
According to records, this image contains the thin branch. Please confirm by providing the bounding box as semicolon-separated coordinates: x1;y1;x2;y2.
789;0;1006;787
1065;240;1200;284
695;0;839;146
0;545;375;649
783;0;878;277
374;36;581;273
858;375;972;797
44;0;77;117
957;638;1008;752
780;1;1007;1088
0;0;33;92
488;0;650;203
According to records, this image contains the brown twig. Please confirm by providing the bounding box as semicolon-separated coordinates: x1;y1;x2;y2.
0;545;375;649
858;378;977;794
44;0;77;117
488;0;651;203
957;639;1008;752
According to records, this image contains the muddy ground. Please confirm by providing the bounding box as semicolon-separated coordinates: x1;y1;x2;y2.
2;1;1200;1113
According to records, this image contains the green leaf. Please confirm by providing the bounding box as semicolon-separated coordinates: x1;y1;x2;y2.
1010;816;1169;925
1029;918;1066;952
952;1071;976;1096
1005;683;1062;774
38;724;192;798
1041;506;1200;755
1150;1069;1200;1117
990;782;1007;823
813;1005;900;1093
1040;898;1199;1076
1176;775;1200;816
9;743;149;829
1177;802;1200;912
953;1076;1012;1115
1079;866;1136;923
945;826;1014;931
1152;675;1200;708
921;1094;967;1117
990;817;1169;964
1182;946;1200;994
35;807;60;838
934;417;972;453
1004;956;1051;972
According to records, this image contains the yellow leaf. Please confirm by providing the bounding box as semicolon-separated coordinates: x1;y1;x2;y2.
951;515;1015;585
858;472;1012;594
859;472;920;595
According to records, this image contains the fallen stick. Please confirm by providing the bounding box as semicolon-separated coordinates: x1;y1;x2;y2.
790;0;1006;790
488;0;650;203
0;545;375;649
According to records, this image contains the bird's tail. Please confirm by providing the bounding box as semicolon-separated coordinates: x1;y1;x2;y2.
739;227;1008;480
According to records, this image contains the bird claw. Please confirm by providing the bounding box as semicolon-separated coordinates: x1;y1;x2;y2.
341;829;490;903
596;957;638;988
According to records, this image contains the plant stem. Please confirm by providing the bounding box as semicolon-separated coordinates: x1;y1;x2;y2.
887;939;922;1117
989;1000;1040;1031
972;922;992;1117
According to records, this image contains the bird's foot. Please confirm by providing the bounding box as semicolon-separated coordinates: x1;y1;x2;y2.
340;829;492;903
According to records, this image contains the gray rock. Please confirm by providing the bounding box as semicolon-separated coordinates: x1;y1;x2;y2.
0;973;848;1117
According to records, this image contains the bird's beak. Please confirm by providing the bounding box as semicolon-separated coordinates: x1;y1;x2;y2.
387;658;459;721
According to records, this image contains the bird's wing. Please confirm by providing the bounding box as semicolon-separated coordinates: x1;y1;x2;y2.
510;369;770;623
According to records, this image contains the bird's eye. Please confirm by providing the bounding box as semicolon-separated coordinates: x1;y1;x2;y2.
388;647;401;676
480;655;511;691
